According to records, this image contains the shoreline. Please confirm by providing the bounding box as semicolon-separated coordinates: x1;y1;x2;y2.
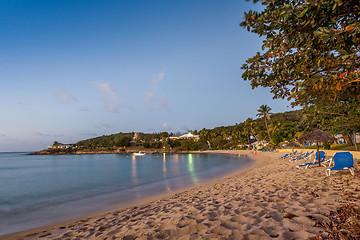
1;150;256;239
2;150;360;239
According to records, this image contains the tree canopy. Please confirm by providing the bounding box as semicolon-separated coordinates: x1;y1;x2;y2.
241;0;360;107
241;0;360;142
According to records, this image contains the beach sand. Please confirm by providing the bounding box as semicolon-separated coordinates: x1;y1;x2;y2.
2;150;359;240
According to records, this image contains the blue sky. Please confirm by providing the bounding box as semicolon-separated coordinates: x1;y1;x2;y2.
0;0;294;152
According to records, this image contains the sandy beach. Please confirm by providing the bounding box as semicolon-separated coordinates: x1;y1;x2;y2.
2;150;359;240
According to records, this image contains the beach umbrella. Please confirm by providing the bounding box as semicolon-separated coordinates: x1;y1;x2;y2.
287;141;299;153
299;129;336;166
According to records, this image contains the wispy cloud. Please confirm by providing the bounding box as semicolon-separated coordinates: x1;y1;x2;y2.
144;92;155;107
162;123;172;131
80;131;98;137
93;82;117;101
181;125;189;131
17;101;31;110
79;107;89;112
103;97;117;113
92;123;111;129
55;89;77;104
0;133;7;138
34;132;64;138
159;94;168;109
144;70;168;110
101;123;111;128
93;81;122;113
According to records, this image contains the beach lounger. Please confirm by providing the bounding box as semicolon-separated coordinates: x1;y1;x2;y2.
279;153;290;158
279;150;297;159
296;151;327;169
289;151;313;162
297;159;330;169
289;152;306;161
326;152;355;176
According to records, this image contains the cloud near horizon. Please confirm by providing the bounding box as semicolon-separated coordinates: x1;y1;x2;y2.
93;81;122;113
54;89;78;104
181;125;189;131
162;123;172;131
101;123;111;128
80;131;98;137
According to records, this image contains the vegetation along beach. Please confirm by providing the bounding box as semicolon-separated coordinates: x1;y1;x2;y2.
1;0;359;239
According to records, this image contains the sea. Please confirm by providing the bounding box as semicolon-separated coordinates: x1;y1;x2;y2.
0;152;253;236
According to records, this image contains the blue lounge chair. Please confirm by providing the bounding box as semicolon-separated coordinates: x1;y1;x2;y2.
296;151;327;169
289;152;306;161
279;150;297;159
326;152;355;176
279;153;290;158
290;151;313;162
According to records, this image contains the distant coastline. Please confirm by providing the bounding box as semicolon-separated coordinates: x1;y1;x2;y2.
28;148;188;155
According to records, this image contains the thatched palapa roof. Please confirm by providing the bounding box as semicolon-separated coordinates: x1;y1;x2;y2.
299;129;336;143
287;141;300;147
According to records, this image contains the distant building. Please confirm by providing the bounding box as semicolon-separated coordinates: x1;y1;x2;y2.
133;132;142;142
335;133;360;144
249;140;268;149
334;134;346;144
49;143;72;149
169;132;199;141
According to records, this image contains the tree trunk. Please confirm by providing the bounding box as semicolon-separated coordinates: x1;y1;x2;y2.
316;143;321;167
343;134;353;146
352;133;358;151
264;118;273;145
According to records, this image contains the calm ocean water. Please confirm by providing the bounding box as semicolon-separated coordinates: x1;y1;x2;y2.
0;152;252;235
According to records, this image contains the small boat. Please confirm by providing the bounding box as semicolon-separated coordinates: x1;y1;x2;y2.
133;151;145;156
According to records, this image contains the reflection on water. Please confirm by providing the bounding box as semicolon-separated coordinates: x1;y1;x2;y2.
163;153;167;177
173;154;179;163
132;155;137;184
187;154;199;184
172;154;180;176
163;153;171;192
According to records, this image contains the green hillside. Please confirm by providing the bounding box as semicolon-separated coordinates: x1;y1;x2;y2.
42;108;359;154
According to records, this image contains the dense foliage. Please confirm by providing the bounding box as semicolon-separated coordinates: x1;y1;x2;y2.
76;133;134;150
241;0;360;106
241;0;360;146
48;107;359;153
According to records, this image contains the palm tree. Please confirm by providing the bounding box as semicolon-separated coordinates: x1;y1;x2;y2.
243;118;255;145
256;105;273;144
